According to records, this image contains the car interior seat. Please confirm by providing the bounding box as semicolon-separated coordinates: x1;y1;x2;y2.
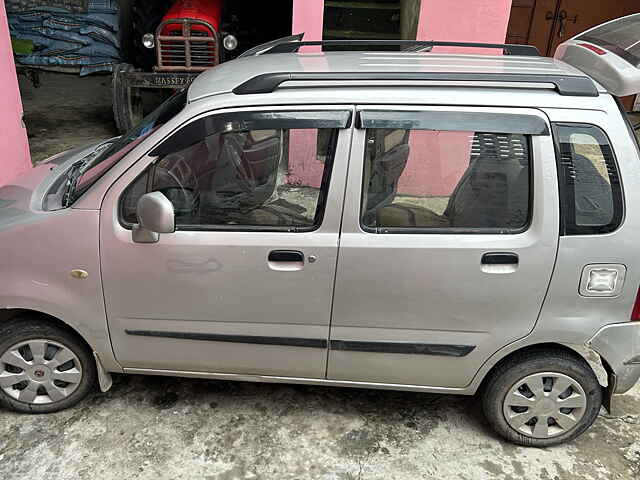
369;132;530;230
444;133;529;229
362;129;411;226
191;130;281;223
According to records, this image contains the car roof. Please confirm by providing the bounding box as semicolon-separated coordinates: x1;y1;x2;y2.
187;50;600;103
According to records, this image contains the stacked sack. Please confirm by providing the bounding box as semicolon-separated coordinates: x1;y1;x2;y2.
8;0;120;75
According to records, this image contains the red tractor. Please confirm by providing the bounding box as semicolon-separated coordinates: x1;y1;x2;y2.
113;0;238;133
114;0;293;133
150;0;228;72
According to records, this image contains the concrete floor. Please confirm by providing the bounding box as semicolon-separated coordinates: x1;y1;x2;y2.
1;73;639;480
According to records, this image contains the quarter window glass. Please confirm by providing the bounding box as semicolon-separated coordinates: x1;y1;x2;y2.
361;129;531;232
554;123;623;234
120;172;148;225
121;121;340;231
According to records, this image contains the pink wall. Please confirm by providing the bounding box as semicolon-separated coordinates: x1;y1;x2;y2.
287;129;324;188
417;0;513;50
286;0;514;192
288;0;326;185
398;131;473;196
292;0;324;43
0;2;31;186
399;0;513;194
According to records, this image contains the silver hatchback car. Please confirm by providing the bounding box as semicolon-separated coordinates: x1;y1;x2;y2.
2;15;640;447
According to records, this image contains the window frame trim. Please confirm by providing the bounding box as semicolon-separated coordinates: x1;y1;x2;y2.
551;121;625;236
357;110;550;135
117;108;352;233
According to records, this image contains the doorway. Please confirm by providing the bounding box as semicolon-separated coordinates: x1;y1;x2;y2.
322;0;421;43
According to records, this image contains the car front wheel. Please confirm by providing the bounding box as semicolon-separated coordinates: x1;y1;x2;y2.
0;319;96;413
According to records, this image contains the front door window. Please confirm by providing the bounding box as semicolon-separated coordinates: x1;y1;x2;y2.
121;111;349;231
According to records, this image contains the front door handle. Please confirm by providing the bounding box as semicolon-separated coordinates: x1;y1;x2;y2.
268;250;305;271
481;252;519;274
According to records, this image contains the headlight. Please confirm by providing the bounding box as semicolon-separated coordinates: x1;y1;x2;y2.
142;33;155;49
223;35;238;51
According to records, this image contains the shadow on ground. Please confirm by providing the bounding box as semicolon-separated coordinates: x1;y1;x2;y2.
1;374;639;480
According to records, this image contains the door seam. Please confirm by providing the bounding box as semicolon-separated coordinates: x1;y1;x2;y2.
324;106;357;379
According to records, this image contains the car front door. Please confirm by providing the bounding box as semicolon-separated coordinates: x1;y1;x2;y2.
100;106;353;378
328;105;559;389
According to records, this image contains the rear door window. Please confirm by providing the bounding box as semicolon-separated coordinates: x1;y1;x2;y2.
361;130;531;233
357;109;549;234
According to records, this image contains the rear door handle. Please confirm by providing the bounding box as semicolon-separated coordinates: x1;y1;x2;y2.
481;252;519;265
481;252;519;274
268;250;305;271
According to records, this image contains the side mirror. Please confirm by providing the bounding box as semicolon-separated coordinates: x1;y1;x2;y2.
132;192;175;244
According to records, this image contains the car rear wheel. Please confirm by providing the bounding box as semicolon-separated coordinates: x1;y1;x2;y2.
481;348;602;447
0;319;96;413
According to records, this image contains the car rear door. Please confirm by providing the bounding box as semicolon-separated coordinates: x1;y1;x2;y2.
327;105;559;389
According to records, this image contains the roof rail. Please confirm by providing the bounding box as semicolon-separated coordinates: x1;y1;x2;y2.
232;72;599;97
238;33;305;59
240;38;541;57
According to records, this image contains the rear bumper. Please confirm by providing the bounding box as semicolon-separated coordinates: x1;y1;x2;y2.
587;322;640;393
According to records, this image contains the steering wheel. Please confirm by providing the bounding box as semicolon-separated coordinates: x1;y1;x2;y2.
224;133;256;194
159;156;200;216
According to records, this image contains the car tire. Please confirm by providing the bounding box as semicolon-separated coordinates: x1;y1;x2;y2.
481;348;602;447
0;319;96;414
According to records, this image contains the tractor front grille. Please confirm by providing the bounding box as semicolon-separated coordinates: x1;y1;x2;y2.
155;18;219;72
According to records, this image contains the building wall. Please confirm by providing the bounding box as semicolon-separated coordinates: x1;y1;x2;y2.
288;0;514;193
292;0;324;42
0;2;31;186
288;0;326;186
418;0;513;48
1;0;513;190
401;0;513;194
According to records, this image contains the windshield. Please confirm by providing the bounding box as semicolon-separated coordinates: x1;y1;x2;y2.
69;89;188;204
577;13;640;67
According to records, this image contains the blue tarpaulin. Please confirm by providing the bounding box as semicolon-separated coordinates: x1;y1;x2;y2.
9;0;120;75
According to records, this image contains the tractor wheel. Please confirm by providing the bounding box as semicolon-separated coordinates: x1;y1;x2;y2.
112;63;144;133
